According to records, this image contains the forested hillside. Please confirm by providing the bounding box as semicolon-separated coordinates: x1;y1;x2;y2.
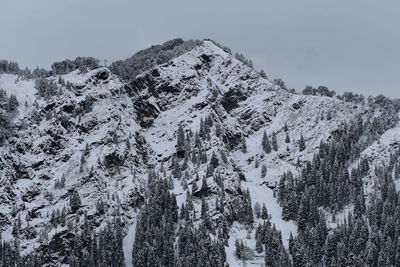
0;39;399;267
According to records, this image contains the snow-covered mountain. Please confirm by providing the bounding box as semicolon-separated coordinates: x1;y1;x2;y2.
0;40;399;267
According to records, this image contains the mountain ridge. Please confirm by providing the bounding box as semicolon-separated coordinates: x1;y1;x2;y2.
0;39;399;266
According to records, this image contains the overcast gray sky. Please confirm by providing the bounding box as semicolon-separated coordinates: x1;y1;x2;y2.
1;0;399;97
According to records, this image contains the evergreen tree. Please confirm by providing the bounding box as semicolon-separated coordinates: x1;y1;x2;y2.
60;174;66;188
283;123;288;132
260;69;267;79
261;165;267;178
255;232;263;253
262;131;272;154
254;202;261;218
8;94;19;111
241;136;247;153
272;131;278;151
285;132;290;143
235;239;244;259
69;191;81;212
216;123;222;137
199;118;206;139
177;124;185;153
192;180;198;194
79;152;86;172
299;133;306;152
261;203;269;220
210;152;219;168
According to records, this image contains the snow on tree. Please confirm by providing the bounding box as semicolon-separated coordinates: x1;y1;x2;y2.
69;191;81;212
261;165;267;178
176;123;186;157
262;131;272;154
285;132;290;143
299;133;306;152
272;131;278;151
241;136;247;153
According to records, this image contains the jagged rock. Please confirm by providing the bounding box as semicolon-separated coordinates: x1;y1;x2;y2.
21;187;40;202
222;130;243;149
221;88;247;112
94;69;109;81
104;151;125;168
43;230;76;264
193;186;213;198
133;97;159;127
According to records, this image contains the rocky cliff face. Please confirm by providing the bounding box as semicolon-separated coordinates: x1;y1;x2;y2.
0;67;149;255
0;40;399;266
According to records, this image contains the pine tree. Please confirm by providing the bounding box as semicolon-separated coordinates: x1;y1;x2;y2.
69;191;81;212
262;131;272;154
261;203;269;220
245;189;254;224
192;180;198;194
176;124;185;156
296;199;307;232
235;239;243;259
261;165;267;178
285;132;290;143
60;174;66;188
201;176;208;191
201;198;208;218
194;131;201;147
254;202;261;218
210;152;219;168
54;180;60;189
272;131;278;151
206;163;214;177
260;69;267;79
199;118;206;139
241;136;247;153
255;233;263;253
299;133;306;152
79;152;86;172
326;110;332;120
125;138;131;153
216;123;222;137
220;151;228;164
181;175;188;190
289;232;294;255
8;94;19;111
283;123;288;132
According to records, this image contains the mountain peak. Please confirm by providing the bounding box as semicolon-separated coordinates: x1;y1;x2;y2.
1;38;399;267
127;38;280;129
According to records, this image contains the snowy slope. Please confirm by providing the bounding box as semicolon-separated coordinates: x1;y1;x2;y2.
357;116;400;193
0;40;399;266
123;40;371;266
0;68;149;255
0;74;36;105
0;73;37;120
